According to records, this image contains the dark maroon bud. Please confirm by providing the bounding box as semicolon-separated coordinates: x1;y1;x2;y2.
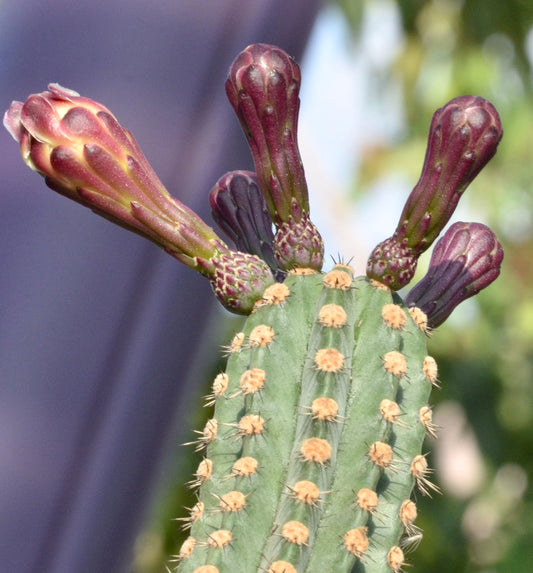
226;44;307;223
397;96;503;250
226;44;324;271
405;222;504;328
367;96;502;290
209;170;279;274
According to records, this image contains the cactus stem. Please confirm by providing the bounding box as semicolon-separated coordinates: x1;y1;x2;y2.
182;270;443;573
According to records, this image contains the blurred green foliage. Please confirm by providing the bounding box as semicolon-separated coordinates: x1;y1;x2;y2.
133;2;533;571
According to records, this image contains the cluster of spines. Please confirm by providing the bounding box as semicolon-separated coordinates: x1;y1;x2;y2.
177;267;440;573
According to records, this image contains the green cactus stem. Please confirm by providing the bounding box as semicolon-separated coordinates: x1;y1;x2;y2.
177;266;439;573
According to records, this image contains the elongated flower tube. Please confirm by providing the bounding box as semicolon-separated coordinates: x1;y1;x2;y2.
4;83;274;314
209;170;281;276
405;222;504;328
367;95;503;290
226;43;324;271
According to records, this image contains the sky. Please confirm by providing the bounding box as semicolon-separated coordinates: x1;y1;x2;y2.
298;2;407;273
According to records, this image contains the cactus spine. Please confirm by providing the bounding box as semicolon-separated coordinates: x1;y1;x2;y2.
4;43;504;573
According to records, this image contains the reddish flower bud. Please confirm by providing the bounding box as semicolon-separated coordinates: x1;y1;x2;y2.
397;96;502;250
226;44;324;271
367;95;502;290
4;84;275;314
274;212;324;271
4;83;227;271
226;43;307;224
405;222;504;328
209;251;277;315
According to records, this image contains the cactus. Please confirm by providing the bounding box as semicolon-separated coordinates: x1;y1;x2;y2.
4;44;504;573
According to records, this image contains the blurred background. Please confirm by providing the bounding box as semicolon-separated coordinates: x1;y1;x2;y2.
1;1;532;572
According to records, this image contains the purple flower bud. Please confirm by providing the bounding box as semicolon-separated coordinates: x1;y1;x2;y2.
3;83;228;273
4;84;276;314
209;170;279;274
367;96;502;290
226;44;324;272
225;43;308;226
398;96;502;250
405;222;504;328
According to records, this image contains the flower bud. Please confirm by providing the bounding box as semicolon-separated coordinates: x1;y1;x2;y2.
209;170;279;274
405;222;504;328
367;96;502;290
226;44;324;272
226;43;308;225
4;83;228;273
4;84;275;314
397;96;502;250
274;212;324;271
209;251;276;315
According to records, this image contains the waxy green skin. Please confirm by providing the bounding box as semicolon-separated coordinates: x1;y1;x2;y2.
179;269;433;573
